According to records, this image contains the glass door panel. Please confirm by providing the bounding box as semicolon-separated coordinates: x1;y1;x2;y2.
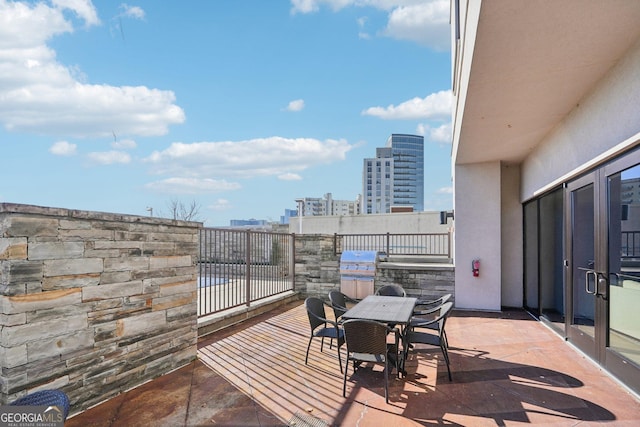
539;189;564;330
524;200;539;316
569;183;596;345
607;165;640;368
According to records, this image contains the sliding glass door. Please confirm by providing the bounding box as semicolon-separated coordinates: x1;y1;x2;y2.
524;189;564;333
564;151;640;391
526;148;640;394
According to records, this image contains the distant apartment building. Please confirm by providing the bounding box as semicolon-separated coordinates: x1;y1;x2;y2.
229;218;267;227
363;134;424;214
295;193;359;217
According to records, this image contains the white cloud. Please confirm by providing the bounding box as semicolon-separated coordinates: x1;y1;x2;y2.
290;0;348;14
87;150;131;165
417;121;452;143
145;178;241;194
290;0;449;50
112;138;137;150
144;137;354;179
52;0;100;26
209;199;232;211
0;1;71;48
383;2;449;50
286;99;305;112
50;140;77;156
291;1;428;14
119;3;145;20
362;90;451;120
0;0;185;138
279;173;303;181
437;186;453;194
357;16;371;39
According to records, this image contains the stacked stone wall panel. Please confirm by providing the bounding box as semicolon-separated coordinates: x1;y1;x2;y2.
0;203;199;414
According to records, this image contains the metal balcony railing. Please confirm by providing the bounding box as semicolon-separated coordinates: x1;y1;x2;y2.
621;231;640;258
197;229;451;317
333;232;451;257
198;228;294;317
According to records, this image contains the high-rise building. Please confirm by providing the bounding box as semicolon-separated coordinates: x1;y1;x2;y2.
362;134;424;214
280;208;298;225
363;148;394;214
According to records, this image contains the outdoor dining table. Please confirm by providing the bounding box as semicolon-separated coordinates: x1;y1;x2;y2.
341;294;417;376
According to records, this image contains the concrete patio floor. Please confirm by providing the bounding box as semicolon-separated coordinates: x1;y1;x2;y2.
65;300;640;426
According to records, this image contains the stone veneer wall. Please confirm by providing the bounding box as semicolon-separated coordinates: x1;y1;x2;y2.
294;234;339;297
0;203;199;414
376;266;455;303
294;234;454;302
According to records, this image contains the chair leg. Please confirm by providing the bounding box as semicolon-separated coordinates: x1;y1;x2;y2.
305;337;313;365
441;343;452;381
384;359;389;404
394;348;400;379
337;345;343;373
342;358;349;398
442;329;449;349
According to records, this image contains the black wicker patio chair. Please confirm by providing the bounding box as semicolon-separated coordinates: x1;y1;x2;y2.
405;301;454;381
410;293;452;341
304;297;345;373
375;284;406;297
341;319;400;403
414;293;452;312
328;289;358;321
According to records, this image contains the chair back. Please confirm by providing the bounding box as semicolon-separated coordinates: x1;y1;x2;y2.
328;290;348;318
436;301;453;334
375;284;406;297
305;297;328;331
342;319;390;355
439;293;452;305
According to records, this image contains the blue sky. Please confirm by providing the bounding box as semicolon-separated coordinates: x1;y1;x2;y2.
0;0;452;226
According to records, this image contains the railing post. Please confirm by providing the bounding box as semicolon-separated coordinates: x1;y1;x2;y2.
291;233;296;291
246;231;251;307
386;232;390;255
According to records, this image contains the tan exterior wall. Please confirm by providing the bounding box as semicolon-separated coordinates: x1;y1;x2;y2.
501;163;523;307
454;162;502;310
289;211;451;235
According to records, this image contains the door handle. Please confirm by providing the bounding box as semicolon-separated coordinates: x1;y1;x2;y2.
597;275;608;300
585;270;597;295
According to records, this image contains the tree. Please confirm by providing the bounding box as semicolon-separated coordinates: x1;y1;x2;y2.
164;199;201;221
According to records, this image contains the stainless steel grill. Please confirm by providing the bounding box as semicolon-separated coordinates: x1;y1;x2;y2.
339;250;383;299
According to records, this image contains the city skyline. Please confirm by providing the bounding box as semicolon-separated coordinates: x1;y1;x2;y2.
0;0;453;226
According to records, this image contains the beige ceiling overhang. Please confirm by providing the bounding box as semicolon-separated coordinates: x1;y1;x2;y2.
454;0;640;165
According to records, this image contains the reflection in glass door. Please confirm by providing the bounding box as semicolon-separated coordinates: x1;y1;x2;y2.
607;164;640;369
567;180;598;358
524;189;564;331
539;190;564;329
